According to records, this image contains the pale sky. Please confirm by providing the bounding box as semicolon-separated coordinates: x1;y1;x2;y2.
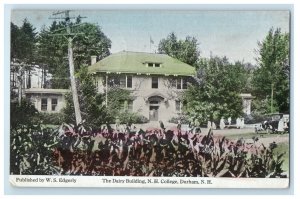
11;10;290;65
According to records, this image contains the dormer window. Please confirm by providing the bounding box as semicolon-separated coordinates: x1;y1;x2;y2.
147;62;161;67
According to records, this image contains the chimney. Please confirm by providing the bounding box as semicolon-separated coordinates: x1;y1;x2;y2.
91;56;97;65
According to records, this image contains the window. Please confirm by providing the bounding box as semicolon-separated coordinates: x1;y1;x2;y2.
108;75;132;88
26;72;31;89
41;98;48;111
127;76;132;88
147;62;161;67
176;79;181;89
182;78;188;89
108;76;119;87
120;76;126;88
51;98;58;111
171;78;177;88
175;100;181;112
173;78;188;90
152;77;158;89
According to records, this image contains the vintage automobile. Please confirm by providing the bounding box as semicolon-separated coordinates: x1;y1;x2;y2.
260;113;289;133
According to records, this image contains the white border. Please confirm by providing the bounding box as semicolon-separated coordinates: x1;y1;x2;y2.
1;0;298;198
9;175;289;188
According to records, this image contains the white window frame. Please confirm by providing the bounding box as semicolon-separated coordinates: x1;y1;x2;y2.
41;98;48;111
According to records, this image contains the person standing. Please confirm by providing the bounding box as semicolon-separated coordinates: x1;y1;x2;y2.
159;120;165;132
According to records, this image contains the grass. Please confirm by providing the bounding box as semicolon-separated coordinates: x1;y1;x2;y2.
225;132;289;140
273;142;290;173
224;131;290;174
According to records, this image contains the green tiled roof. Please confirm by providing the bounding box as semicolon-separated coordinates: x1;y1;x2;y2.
88;51;195;76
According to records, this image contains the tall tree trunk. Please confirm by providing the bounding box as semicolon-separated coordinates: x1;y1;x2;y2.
68;37;82;125
17;66;23;106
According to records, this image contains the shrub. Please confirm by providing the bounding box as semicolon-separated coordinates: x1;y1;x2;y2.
10;99;38;130
168;114;190;124
10;125;60;175
32;112;64;125
11;121;287;178
62;67;110;130
118;111;149;124
51;123;287;178
243;112;270;124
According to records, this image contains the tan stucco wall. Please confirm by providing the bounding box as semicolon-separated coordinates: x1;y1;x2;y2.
95;74;184;122
94;74;253;122
28;93;66;113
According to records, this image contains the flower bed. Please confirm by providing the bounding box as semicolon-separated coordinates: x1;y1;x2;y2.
10;123;287;178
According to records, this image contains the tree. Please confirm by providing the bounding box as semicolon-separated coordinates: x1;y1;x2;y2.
36;19;112;88
72;22;111;69
11;22;22;60
63;67;109;130
106;87;132;121
158;32;200;66
183;56;248;125
10;19;37;104
10;99;38;130
252;28;289;113
11;19;37;63
37;11;112;125
36;23;69;88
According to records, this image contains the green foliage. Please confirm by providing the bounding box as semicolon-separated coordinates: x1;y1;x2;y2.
183;56;248;124
168;114;190;124
11;20;37;95
50;126;286;177
252;28;289;113
10;121;286;177
62;67;109;130
243;112;270;124
36;23;69;88
10;99;38;130
10;125;60;175
251;98;279;115
32;112;65;125
72;23;111;67
106;87;132;120
36;19;112;88
11;19;37;64
117;111;149;124
193;131;286;177
158;32;200;66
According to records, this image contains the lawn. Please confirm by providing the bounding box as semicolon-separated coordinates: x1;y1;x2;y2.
225;131;289;140
273;142;290;173
224;131;290;174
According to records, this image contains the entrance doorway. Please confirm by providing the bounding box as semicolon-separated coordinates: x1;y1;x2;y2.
148;96;163;121
149;105;159;121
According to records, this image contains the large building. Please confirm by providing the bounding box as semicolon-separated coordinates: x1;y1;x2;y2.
88;51;196;122
10;51;253;123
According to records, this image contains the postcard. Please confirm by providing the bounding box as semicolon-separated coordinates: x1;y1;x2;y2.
9;8;290;188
